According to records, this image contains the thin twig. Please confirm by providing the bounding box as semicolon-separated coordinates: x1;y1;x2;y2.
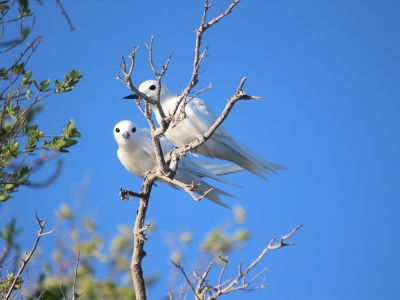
195;261;213;296
210;225;301;299
217;255;229;288
71;249;80;300
28;160;63;188
171;261;201;300
170;225;301;299
170;0;241;125
36;287;48;300
119;187;144;200
4;213;53;300
119;45;171;175
168;77;261;173
158;174;213;202
59;283;68;300
55;0;75;31
0;240;13;265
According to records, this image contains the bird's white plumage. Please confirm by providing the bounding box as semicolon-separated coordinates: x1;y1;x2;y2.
113;120;240;207
136;80;285;178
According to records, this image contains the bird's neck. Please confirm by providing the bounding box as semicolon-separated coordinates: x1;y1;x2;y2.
118;140;137;153
152;95;174;121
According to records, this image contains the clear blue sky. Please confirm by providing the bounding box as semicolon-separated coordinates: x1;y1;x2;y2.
3;0;400;299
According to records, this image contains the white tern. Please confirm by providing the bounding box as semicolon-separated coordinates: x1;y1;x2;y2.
113;120;242;207
124;80;285;179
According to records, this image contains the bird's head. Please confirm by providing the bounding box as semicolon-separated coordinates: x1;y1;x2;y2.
123;79;169;102
113;120;138;147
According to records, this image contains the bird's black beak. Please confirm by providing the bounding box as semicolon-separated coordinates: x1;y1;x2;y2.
122;131;130;139
123;94;139;100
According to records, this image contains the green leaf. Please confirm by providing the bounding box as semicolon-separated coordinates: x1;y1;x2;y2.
0;193;10;202
27;136;37;150
18;166;30;177
18;0;31;18
26;125;38;136
39;79;50;91
21;70;32;88
0;5;10;12
37;130;44;138
55;69;83;93
11;141;19;152
234;229;250;242
64;120;81;138
4;184;15;191
12;63;25;75
0;67;9;79
6;103;20;117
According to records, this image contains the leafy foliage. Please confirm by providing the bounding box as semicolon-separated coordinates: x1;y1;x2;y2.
0;1;83;202
0;2;83;297
0;203;158;300
0;219;19;245
0;0;33;50
200;205;250;255
0;199;254;299
0;40;82;201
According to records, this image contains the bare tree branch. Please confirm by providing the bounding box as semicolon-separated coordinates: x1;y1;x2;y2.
145;35;172;137
118;45;171;175
60;283;69;300
119;187;145;200
169;0;241;125
167;77;261;173
172;225;301;300
4;213;53;300
117;0;243;178
28;159;63;188
71;249;80;300
114;1;291;300
55;0;75;31
171;261;200;300
194;261;213;298
36;287;48;300
0;240;13;266
129;175;157;300
157;174;213;202
117;47;156;106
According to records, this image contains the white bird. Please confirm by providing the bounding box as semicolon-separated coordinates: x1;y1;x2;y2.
124;80;285;179
113;120;241;207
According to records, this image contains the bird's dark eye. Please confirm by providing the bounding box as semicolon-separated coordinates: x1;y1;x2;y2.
115;128;120;133
149;85;156;91
131;127;136;133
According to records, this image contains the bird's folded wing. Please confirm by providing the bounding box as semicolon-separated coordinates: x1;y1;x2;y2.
186;97;232;139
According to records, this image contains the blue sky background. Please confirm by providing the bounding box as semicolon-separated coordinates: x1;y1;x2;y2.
2;0;400;299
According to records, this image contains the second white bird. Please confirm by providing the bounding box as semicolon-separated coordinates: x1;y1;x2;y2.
113;120;241;207
125;80;285;179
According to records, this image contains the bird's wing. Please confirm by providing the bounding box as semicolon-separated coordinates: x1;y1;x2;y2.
200;161;243;175
186;98;215;131
139;127;174;160
179;156;239;186
138;128;157;159
186;97;231;138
